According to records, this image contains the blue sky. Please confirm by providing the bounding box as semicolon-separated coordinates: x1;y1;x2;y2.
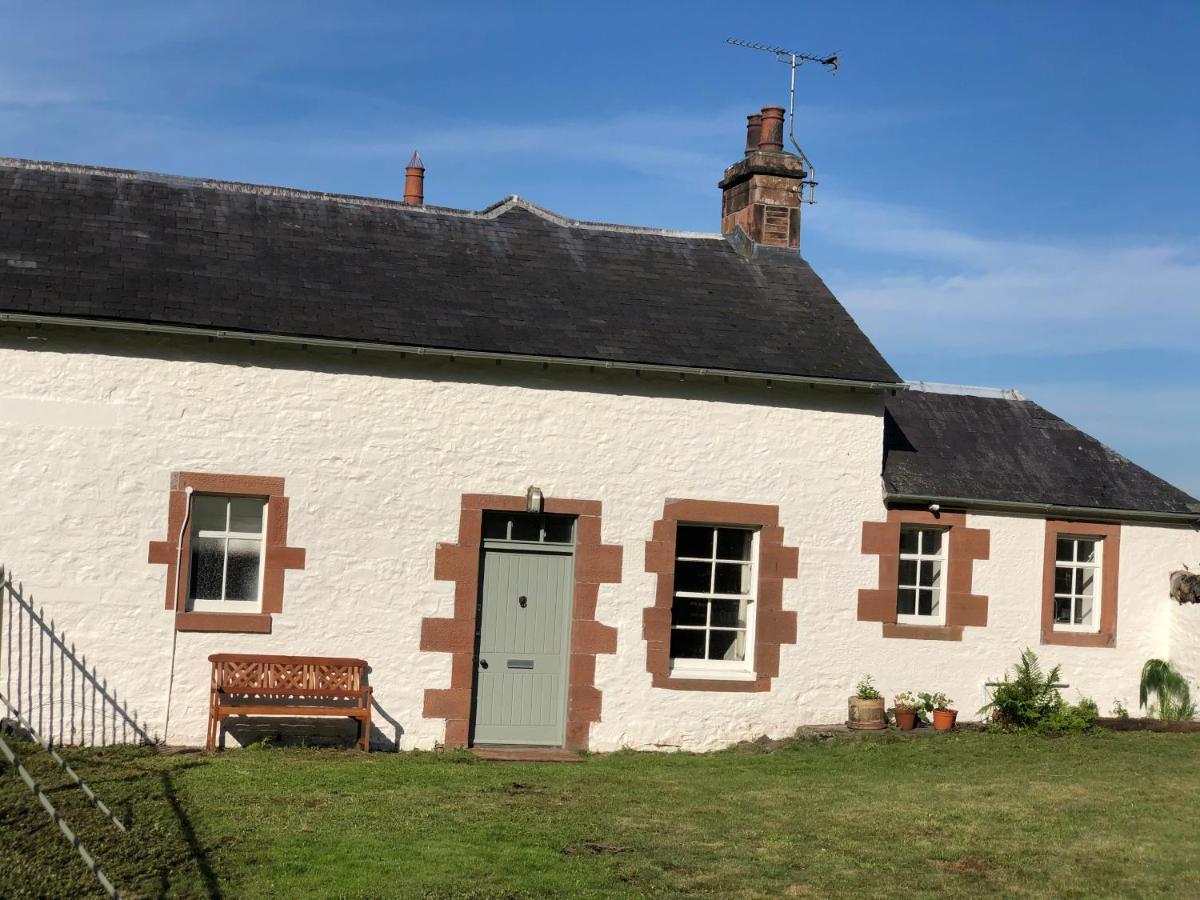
4;2;1199;496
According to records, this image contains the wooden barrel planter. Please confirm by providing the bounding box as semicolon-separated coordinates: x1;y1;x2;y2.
847;696;887;731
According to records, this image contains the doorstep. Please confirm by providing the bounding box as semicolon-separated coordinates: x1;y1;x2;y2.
470;745;584;763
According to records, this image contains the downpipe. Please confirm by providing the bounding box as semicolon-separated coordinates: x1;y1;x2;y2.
161;486;193;744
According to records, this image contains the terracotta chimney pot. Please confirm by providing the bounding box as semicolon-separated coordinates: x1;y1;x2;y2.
757;106;786;153
744;113;763;156
403;150;425;206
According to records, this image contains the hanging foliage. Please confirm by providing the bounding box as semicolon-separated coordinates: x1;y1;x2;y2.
1170;569;1200;604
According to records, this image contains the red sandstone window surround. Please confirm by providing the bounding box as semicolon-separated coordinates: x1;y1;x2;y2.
148;472;306;634
1040;520;1120;648
858;508;990;641
643;499;799;692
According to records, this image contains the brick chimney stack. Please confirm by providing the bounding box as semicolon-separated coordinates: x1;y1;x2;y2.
719;106;807;249
403;150;425;206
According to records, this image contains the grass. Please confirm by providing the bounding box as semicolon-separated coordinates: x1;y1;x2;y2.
2;731;1199;898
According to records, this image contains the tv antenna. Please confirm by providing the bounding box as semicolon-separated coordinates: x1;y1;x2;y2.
725;38;839;203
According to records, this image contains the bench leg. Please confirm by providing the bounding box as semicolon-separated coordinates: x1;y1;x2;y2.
358;689;372;751
357;712;370;752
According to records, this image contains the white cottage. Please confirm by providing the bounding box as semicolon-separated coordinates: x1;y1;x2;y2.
1;107;1198;752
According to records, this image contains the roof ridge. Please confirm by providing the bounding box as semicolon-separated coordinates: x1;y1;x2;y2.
905;380;1026;401
0;157;722;239
480;195;723;240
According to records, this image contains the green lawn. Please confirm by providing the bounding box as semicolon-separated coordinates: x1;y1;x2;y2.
2;731;1199;898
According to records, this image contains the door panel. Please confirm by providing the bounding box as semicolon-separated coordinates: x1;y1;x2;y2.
472;546;574;746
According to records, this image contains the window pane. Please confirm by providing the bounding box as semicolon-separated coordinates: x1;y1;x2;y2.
189;536;225;600
899;559;917;587
897;588;916;616
542;515;574;544
714;563;751;595
1077;567;1095;597
899;529;920;554
192;495;227;532
922;529;943;556
229;497;265;534
509;515;541;542
482;513;509;540
1077;539;1097;564
710;599;748;628
670;628;706;660
224;539;262;601
1056;538;1074;562
1053;595;1073;624
670;598;708;627
1055;567;1073;595
715;528;752;561
919;560;941;589
673;561;712;593
675;526;713;559
918;589;934;616
1077;594;1093;627
709;629;745;662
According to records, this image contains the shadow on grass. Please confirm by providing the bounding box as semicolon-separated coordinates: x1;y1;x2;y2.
160;767;222;899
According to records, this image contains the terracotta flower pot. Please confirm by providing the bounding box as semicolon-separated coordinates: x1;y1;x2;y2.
932;708;958;732
847;696;887;731
894;706;918;731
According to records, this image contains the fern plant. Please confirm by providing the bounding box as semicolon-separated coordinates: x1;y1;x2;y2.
1139;659;1196;721
980;648;1063;728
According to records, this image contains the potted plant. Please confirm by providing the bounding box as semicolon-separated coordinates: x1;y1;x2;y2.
848;675;887;731
922;692;957;731
893;691;919;731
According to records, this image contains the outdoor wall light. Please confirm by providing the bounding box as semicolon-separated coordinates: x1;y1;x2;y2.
526;485;544;514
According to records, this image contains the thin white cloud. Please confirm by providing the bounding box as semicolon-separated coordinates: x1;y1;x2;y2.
816;197;1200;355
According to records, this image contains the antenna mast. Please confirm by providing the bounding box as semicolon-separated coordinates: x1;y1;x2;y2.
725;38;838;203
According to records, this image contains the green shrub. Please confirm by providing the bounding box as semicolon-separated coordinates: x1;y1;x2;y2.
1039;696;1100;734
981;648;1098;733
855;675;882;700
1139;659;1196;721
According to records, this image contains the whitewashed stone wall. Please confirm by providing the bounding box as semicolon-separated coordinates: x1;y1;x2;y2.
1;324;1197;751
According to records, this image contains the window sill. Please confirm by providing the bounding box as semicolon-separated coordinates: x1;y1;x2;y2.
653;667;767;693
1042;628;1113;648
176;611;273;634
668;666;758;682
882;623;964;642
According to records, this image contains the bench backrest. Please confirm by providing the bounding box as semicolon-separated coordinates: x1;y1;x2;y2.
209;653;368;694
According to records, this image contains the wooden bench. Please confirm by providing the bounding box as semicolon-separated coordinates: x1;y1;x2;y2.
207;653;372;751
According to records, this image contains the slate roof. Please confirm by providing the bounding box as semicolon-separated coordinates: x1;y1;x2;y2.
0;158;900;385
884;389;1200;517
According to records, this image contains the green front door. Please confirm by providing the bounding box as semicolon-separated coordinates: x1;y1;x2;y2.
472;513;575;746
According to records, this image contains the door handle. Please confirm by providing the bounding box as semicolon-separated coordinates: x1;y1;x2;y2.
478;659;489;670
518;595;528;608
